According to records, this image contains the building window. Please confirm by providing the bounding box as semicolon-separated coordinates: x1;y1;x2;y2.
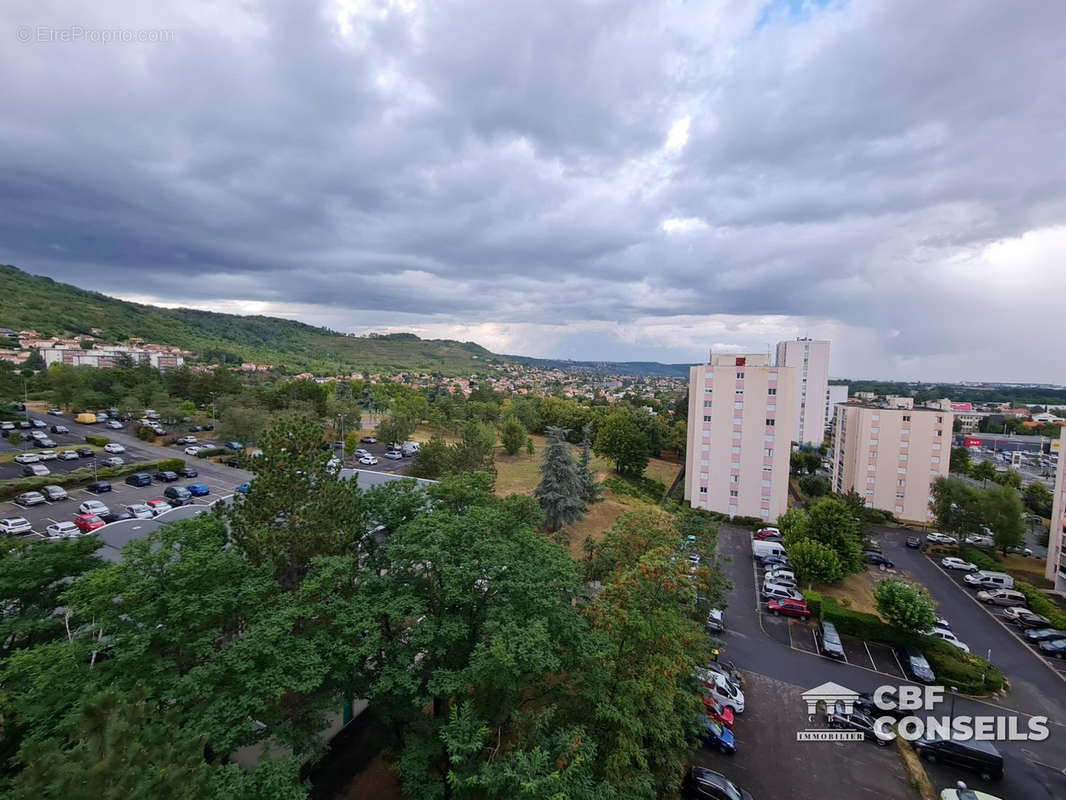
734;402;744;410
699;487;707;494
730;490;739;498
931;456;940;464
704;400;712;407
936;416;943;424
768;387;776;395
897;478;905;487
730;474;739;483
764;448;773;457
767;404;776;411
766;418;775;426
902;415;911;422
733;417;743;424
731;446;741;454
737;371;744;379
895;505;904;513
871;426;880;434
900;440;909;448
936;430;943;437
703;416;711;422
762;479;772;487
899;454;908;461
762;464;772;472
897;467;907;474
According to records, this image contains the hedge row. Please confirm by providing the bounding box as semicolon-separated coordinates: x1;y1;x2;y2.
960;545;1000;571
814;596;1004;694
195;447;228;459
0;457;186;500
84;433;111;447
1016;581;1066;630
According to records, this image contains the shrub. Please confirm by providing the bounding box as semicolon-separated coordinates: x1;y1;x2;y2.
84;434;110;447
802;590;822;618
820;597;912;647
797;475;829;498
732;515;765;529
156;458;186;473
0;458;186;500
921;639;1004;694
137;426;156;442
1016;581;1066;630
960;545;1000;571
195;447;227;459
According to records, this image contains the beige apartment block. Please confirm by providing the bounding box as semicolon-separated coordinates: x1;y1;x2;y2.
831;404;952;523
775;338;830;445
1044;428;1066;590
685;354;797;522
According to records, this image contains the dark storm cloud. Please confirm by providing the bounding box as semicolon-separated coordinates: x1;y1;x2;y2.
2;0;1066;380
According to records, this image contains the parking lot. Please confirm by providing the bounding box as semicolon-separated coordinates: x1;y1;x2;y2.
341;436;415;475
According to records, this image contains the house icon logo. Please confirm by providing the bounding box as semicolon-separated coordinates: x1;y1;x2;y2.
801;681;860;718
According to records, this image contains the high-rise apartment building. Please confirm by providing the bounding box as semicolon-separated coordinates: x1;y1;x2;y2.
826;384;849;430
685;354;797;522
831;403;952;523
775;338;830;445
1044;428;1066;591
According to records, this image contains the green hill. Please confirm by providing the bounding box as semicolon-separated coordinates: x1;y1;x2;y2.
0;265;499;375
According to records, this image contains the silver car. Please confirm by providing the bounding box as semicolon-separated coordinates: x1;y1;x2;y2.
125;503;154;519
42;485;69;501
16;491;47;506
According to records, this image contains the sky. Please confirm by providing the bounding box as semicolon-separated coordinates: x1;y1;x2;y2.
2;1;1065;382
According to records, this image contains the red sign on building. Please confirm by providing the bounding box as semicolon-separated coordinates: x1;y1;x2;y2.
964;437;982;448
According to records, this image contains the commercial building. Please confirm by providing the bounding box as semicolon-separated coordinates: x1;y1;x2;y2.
775;338;830;446
685;354;797;522
1045;428;1066;591
831;403;952;523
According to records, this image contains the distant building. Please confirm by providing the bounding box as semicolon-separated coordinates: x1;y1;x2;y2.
826;384;849;430
884;395;914;409
831;403;952;523
1045;428;1066;591
775;338;830;446
41;346;183;370
685;354;796;522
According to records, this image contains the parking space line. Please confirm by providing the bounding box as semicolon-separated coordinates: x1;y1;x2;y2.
810;630;819;654
864;640;877;670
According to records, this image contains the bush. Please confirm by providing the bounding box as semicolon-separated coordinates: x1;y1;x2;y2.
960;545;1000;571
820;597;913;647
137;426;156;442
156;458;186;473
84;434;110;447
802;590;822;618
0;458;186;500
195;447;227;459
732;515;765;529
602;474;666;505
1016;582;1066;630
797;475;829;498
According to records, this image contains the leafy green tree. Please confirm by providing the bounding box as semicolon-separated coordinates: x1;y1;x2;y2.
778;507;809;547
375;412;416;447
797;475;829;498
499;414;527;456
972;460;997;486
949;446;972;475
992;469;1022;490
408;434;454;479
452;420;497;473
873;578;937;634
1023;483;1053;518
803;497;863;573
576;423;604;504
786;538;844;586
802;451;822;475
981;484;1025;555
594;414;649;477
534;426;586;532
930;477;983;538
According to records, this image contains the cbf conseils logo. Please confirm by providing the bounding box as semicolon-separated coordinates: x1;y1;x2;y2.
797;682;1050;744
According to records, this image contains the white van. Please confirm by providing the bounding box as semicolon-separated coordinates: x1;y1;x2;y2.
752;540;786;561
401;441;421;457
963;570;1014;590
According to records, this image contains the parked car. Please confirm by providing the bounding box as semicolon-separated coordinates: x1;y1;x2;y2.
154;470;179;482
761;582;804;602
50;424;69;433
706;608;725;634
101;456;124;467
87;480;112;494
905;536;923;548
176;435;198;445
898;645;936;684
31;419;46;428
38;438;57;448
146;498;171;515
125;503;154;519
78;500;110;515
101;510;134;524
1009;610;1050;630
106;420;123;430
164;486;192;505
42;485;68;501
697;717;736;754
912;735;1003;782
1039;639;1066;659
854;688;908;720
0;517;33;535
927;532;958;545
767;598;810;619
184;446;202;456
383;450;402;460
179;467;198;478
753;526;782;541
73;514;106;533
16;490;48;507
46;521;81;538
354;448;372;459
236;481;251;494
965;534;995;548
1006;545;1033;557
681;767;752;800
827;707;892;745
47;408;63;416
864;551;895;568
360;436;377;444
103;443;125;454
930;629;970;653
23;464;50;477
695;668;745;713
941;557;977;572
696;687;735;728
359;455;380;466
964;570;1015;590
817;620;846;659
76;447;94;457
187;483;210;497
1023;628;1066;643
125;472;152;487
13;452;40;464
761;554;791;569
57;449;78;460
976;588;1026;607
224;441;244;450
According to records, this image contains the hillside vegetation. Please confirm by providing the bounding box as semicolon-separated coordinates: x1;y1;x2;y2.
0;265;498;374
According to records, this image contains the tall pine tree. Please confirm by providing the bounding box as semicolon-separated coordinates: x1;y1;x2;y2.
577;423;604;504
534;426;586;532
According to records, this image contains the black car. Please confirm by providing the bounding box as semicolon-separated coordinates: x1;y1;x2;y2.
1016;612;1052;630
897;645;936;683
1023;627;1066;643
854;688;908;720
179;467;198;478
912;735;1003;782
164;486;192;506
154;471;179;482
864;551;895;568
223;457;240;467
816;620;845;659
905;536;923;549
124;472;152;487
826;708;891;745
190;425;203;432
101;510;134;524
681;767;752;800
76;447;94;458
87;481;112;494
202;423;214;431
761;554;791;569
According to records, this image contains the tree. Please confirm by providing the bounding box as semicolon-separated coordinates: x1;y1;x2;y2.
797;475;829;498
534;426;586;533
972;460;997;486
930;477;983;538
802;451;822;475
375;412;416;447
981;484;1025;555
408;434;454;479
499;415;527;456
950;446;972;475
576;423;603;504
778;507;809;547
873;578;937;634
594;414;649;477
803;498;863;573
452;420;496;473
992;469;1022;489
526;437;535;459
1023;483;1053;518
786;538;844;586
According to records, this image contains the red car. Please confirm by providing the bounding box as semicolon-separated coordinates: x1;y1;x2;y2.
754;527;782;541
697;688;736;728
73;513;106;533
767;598;810;619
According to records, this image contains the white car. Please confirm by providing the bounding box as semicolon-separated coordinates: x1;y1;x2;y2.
326;457;343;472
15;491;47;506
36;450;57;461
965;534;994;548
359;455;379;466
926;532;957;545
101;456;124;467
106;420;123;429
383;450;402;460
46;521;81;538
761;581;803;602
696;667;745;713
13;453;40;464
30;430;47;440
31;419;46;428
354;448;372;459
941;556;977;572
176;436;198;445
125;503;154;519
930;628;970;652
78;500;110;516
0;421;13;430
58;450;79;460
0;517;33;536
184;446;202;456
103;443;125;454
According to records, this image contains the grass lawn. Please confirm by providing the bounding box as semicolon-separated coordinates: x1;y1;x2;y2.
810;570;883;617
999;554;1054;589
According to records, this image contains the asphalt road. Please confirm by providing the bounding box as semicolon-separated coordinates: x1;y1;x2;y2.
716;523;1066;799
